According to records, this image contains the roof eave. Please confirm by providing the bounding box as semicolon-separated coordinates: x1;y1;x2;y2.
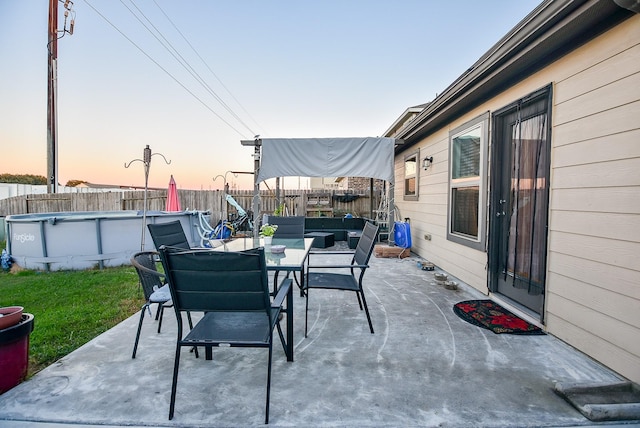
395;0;634;152
381;104;429;138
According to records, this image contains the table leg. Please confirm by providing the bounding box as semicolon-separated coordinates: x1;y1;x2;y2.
299;266;306;297
272;271;280;296
286;281;294;362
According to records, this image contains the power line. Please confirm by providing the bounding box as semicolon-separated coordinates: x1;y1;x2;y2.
83;0;248;138
123;0;256;136
151;0;266;136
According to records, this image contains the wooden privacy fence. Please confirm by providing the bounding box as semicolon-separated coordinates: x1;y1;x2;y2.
0;189;382;223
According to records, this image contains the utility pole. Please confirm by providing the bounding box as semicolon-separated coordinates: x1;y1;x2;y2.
47;0;58;193
47;0;75;193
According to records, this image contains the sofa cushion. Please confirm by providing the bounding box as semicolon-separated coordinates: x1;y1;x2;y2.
304;232;335;248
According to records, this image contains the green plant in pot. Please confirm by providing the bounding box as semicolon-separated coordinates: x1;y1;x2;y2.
260;224;278;244
273;203;285;216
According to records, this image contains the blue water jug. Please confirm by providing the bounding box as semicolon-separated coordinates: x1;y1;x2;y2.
393;221;412;249
214;221;233;239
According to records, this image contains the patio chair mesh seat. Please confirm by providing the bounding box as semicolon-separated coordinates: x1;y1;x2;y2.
184;311;277;345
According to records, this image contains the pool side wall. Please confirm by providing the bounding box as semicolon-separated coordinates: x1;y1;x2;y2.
6;211;200;271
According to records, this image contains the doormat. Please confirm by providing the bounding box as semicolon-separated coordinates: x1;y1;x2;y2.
453;300;545;335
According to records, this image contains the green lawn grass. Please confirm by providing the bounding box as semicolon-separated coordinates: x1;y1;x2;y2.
0;245;142;376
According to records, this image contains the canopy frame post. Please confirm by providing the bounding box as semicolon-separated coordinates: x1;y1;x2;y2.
388;182;395;245
242;138;263;238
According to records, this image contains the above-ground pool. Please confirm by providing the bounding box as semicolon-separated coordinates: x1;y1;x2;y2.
5;210;203;271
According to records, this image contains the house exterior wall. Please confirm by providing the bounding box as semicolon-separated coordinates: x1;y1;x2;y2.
309;177;384;193
309;177;348;191
394;14;640;383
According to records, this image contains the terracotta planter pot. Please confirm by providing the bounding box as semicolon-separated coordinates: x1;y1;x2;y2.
0;306;23;330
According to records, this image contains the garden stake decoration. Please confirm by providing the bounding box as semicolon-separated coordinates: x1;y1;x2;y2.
124;145;171;251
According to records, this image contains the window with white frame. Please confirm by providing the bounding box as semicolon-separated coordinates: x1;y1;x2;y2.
403;150;419;201
447;113;489;250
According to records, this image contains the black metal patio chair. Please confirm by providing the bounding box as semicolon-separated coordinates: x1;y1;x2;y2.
158;245;291;424
131;251;195;359
303;221;379;337
147;220;191;250
267;215;305;239
129;251;176;358
130;251;172;359
267;215;306;293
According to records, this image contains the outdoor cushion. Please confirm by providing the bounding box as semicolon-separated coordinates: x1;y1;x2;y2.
150;284;171;303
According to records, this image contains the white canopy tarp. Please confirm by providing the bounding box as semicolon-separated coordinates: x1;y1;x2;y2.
256;137;396;184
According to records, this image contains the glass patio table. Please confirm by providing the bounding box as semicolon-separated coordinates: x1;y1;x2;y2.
212;237;314;362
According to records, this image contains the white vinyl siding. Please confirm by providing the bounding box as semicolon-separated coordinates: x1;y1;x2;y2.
546;15;640;383
393;14;640;383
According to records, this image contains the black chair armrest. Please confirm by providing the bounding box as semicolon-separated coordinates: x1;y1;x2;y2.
131;253;166;280
309;250;355;256
272;278;293;308
307;264;369;269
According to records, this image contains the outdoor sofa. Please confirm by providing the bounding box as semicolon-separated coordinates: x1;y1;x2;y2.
304;216;372;248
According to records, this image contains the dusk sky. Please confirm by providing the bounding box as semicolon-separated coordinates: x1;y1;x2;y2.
1;0;541;190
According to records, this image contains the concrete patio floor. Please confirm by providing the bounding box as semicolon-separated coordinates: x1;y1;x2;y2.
0;245;636;427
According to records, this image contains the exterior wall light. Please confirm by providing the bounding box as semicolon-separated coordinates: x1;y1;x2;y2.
422;156;434;170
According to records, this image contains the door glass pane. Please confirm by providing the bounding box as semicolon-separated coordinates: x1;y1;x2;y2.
506;113;548;293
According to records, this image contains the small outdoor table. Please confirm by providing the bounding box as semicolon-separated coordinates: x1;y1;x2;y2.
213;237;314;362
